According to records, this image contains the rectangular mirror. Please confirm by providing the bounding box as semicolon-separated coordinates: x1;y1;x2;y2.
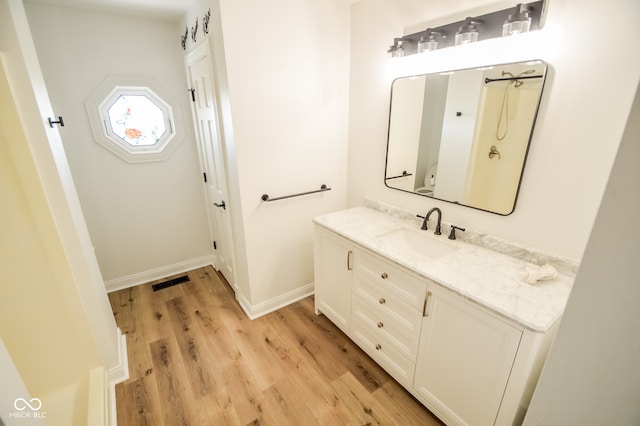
385;60;547;215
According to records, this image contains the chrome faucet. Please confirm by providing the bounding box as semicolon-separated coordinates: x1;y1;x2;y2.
421;207;442;235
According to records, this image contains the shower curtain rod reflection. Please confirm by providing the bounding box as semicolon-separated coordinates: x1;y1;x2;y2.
261;184;331;202
485;75;543;84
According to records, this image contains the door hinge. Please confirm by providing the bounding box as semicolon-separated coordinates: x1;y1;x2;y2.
203;172;207;183
188;88;195;102
213;241;217;250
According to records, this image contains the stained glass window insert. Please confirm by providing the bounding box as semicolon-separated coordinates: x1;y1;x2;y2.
107;95;167;146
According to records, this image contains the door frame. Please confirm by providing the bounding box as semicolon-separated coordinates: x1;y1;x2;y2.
184;40;237;290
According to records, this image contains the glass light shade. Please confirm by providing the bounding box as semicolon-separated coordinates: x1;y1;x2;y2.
503;4;532;36
387;38;407;58
417;39;437;53
454;31;478;45
388;46;405;58
502;18;531;36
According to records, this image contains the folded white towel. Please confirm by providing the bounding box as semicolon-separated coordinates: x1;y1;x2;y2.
523;263;557;284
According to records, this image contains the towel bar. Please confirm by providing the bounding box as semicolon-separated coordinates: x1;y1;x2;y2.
261;184;331;202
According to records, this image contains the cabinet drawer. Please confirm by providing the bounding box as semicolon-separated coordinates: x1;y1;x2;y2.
352;295;421;360
351;315;415;388
354;249;427;310
353;272;425;329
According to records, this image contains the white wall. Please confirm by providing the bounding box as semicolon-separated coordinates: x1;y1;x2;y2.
25;4;213;286
348;0;640;261
1;0;125;421
181;0;351;313
523;82;640;426
0;61;101;405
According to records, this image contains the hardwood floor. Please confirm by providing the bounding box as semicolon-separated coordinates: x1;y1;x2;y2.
109;266;443;425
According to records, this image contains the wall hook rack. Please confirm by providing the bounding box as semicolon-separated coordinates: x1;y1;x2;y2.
48;116;65;128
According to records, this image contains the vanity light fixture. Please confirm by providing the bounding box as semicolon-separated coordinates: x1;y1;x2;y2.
417;29;444;53
502;3;532;36
387;38;409;57
455;18;482;45
386;1;544;57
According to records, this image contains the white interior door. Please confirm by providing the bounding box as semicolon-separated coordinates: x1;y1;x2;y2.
185;42;235;287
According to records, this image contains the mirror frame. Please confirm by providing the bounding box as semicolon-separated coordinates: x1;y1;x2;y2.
384;60;548;215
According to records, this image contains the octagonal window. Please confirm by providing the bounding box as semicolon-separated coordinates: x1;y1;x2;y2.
107;95;167;146
86;78;182;163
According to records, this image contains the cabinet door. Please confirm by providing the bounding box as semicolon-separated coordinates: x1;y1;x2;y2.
314;228;353;333
413;284;522;426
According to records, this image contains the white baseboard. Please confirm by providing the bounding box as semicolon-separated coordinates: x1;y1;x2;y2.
236;283;315;320
107;329;128;426
104;255;215;293
107;328;128;384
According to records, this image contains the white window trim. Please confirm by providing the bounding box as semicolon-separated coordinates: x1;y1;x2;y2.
86;76;184;163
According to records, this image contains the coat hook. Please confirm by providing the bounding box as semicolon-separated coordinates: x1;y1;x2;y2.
48;116;65;128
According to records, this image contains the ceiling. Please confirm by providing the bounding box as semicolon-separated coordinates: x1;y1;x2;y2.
24;0;196;20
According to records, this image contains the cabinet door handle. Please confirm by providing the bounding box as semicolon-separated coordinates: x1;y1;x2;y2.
378;298;386;305
347;250;353;271
423;291;432;317
375;344;382;350
381;272;388;279
377;322;384;328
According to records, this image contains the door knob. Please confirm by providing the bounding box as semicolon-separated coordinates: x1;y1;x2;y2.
214;201;226;209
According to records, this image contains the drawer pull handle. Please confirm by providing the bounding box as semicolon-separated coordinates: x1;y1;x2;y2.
347;250;353;271
381;272;388;279
375;344;382;350
377;322;384;328
378;298;386;305
423;291;432;317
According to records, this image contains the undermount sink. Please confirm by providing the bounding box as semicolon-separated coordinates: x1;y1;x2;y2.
377;228;459;259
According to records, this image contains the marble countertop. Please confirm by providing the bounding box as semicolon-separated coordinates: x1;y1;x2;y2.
313;204;575;332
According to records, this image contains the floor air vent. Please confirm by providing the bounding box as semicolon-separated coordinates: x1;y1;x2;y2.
152;275;190;292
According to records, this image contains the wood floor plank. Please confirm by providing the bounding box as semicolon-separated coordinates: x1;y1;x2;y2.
257;318;350;422
280;295;392;393
165;296;212;398
219;354;267;425
115;375;163;426
217;313;279;391
149;338;195;425
109;266;441;425
331;371;403;426
260;377;320;426
374;381;445;425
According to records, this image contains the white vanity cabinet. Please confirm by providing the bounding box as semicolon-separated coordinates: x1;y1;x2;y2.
314;224;559;426
414;283;522;425
314;226;354;333
351;249;426;388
